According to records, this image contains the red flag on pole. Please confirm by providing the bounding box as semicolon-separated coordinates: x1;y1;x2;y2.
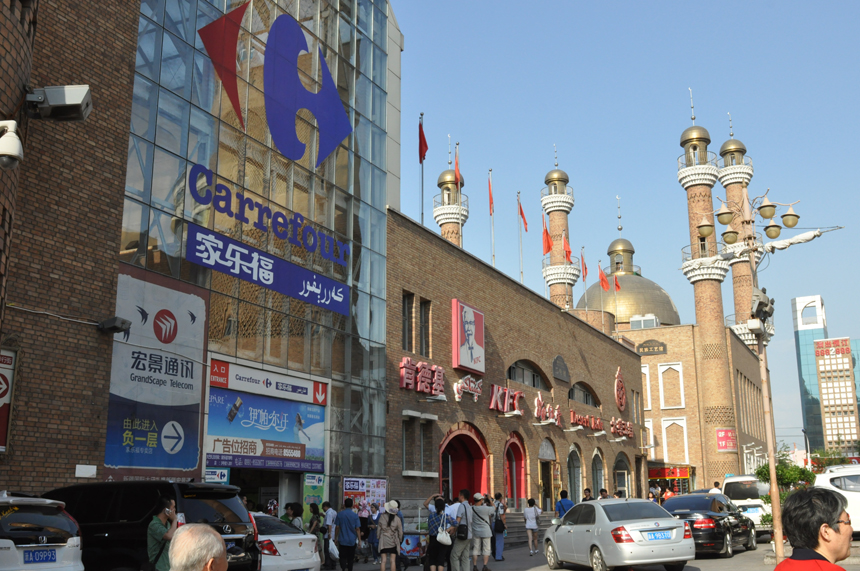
542;215;553;255
518;200;528;232
488;174;494;215
418;122;428;163
614;274;621;292
563;231;572;263
599;265;610;291
581;250;587;278
454;146;461;186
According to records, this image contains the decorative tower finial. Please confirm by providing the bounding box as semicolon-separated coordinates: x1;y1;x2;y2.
728;112;734;139
447;134;452;166
554;144;558;168
616;195;623;236
689;88;696;124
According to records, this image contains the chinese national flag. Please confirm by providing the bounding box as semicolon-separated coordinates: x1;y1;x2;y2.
454;147;461;186
614;274;621;292
418;122;428;164
563;231;572;263
599;265;610;291
581;251;587;278
518;200;528;232
488;175;494;215
542;215;553;255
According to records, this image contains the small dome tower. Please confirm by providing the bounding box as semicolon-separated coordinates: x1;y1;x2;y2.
540;151;579;309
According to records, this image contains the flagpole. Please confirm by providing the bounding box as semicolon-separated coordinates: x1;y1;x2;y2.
582;247;588;317
598;259;604;331
518;191;523;284
419;113;424;226
456;142;463;248
490;169;495;268
613;273;619;337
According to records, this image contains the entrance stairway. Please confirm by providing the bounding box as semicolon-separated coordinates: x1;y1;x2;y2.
500;511;552;550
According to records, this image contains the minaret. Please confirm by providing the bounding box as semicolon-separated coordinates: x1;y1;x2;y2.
717;119;765;348
540;155;579;308
677;100;739;482
433;170;468;247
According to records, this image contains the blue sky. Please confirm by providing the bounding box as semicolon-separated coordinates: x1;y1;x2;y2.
391;0;860;451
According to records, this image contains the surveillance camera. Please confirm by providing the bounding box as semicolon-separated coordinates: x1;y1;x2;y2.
98;316;132;334
0;121;23;170
26;85;92;121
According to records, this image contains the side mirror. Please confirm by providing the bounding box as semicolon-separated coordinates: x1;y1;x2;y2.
551;518;562;525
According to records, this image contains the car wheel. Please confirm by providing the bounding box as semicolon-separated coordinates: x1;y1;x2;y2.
545;541;562;569
746;525;757;550
590;546;609;571
664;563;686;571
721;530;734;558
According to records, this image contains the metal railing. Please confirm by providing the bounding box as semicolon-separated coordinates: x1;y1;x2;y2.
602;264;641;276
540;183;573;199
726;312;776;330
677;150;719;170
681;241;725;263
432;193;468;210
717;155;753;169
542;256;581;271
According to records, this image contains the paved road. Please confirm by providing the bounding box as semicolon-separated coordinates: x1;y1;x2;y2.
348;542;860;571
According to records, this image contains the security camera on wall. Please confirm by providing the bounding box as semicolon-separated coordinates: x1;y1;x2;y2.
26;85;92;121
0;121;24;170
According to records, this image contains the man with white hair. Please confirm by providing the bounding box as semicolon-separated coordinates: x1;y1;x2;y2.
168;524;228;571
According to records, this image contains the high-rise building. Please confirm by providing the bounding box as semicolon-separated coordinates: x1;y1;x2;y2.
814;337;858;452
792;296;828;450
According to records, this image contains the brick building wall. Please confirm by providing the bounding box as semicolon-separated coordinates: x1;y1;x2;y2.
386;210;644;507
0;0;37;336
0;0;137;492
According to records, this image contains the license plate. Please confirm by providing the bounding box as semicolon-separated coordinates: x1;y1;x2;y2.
746;507;761;514
647;531;672;541
24;549;57;564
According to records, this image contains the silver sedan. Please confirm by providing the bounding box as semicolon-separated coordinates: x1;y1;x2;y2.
543;498;695;571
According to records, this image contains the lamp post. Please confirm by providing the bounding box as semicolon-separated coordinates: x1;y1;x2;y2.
696;184;800;563
802;428;811;468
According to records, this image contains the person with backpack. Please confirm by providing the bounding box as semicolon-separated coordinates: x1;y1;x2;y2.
378;501;404;571
470;493;495;571
554;490;574;518
450;489;473;571
492;493;507;562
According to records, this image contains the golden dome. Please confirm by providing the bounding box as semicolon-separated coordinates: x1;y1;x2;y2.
545;168;569;185
680;125;711;147
437;169;464;187
607;238;635;255
719;138;747;157
575;274;680;325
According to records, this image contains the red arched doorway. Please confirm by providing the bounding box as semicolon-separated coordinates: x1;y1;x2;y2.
504;433;526;509
440;423;488;500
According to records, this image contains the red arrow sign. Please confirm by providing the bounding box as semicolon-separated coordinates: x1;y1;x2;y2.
313;382;327;405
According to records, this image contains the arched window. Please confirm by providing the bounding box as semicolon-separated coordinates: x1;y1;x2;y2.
508;361;548;390
692;145;699;164
569;382;598;407
730;153;737;166
615;254;623;272
613;454;631;498
591;450;604;491
568;448;582;502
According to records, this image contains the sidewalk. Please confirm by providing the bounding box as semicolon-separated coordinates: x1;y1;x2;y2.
345;543;549;571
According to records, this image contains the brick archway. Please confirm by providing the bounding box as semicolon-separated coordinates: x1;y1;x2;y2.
503;432;526;507
440;422;489;499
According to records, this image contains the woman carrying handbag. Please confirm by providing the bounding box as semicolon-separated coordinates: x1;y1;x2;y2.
378;501;404;571
426;497;456;571
523;498;542;556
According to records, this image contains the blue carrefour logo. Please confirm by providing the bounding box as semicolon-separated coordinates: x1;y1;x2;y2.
265;378;272;389
198;3;352;167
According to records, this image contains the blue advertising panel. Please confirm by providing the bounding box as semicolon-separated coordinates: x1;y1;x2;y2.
104;268;208;481
206;386;325;473
185;222;349;316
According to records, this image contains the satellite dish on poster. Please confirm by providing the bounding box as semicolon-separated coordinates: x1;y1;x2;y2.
452;299;485;375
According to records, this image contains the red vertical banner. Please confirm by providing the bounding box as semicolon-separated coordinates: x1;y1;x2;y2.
0;350;16;453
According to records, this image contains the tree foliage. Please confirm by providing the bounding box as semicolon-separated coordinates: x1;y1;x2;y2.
754;443;816;488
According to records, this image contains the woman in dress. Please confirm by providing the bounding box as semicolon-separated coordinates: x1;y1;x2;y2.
523;498;542;556
377;501;403;571
426;497;456;571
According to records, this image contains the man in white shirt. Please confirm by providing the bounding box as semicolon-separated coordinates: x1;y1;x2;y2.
709;481;722;494
322;501;338;570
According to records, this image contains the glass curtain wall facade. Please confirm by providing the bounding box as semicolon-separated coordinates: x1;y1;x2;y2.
792;296;828;451
121;0;391;489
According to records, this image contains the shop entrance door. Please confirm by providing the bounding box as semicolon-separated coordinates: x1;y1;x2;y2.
540;461;552;512
440;432;488;498
278;472;301;515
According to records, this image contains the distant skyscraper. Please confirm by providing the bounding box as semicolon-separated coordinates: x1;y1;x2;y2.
792;296;829;450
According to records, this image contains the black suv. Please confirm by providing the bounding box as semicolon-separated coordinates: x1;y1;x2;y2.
43;481;260;571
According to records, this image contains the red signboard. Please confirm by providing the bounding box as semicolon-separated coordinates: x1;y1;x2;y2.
716;428;738;453
648;467;690;479
0;350;14;453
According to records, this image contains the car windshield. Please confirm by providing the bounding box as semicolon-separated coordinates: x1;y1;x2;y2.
724;481;769;501
181;490;247;524
661;496;718;513
254;515;303;535
602;502;674;522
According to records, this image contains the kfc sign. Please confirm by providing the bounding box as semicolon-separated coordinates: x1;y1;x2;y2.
452;300;485;375
488;385;523;414
454;375;482;402
534;392;562;427
400;357;445;396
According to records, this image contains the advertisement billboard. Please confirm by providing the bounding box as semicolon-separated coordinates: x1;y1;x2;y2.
451;299;485;375
0;350;16;453
210;359;327;406
716;428;738;453
104;268;208;481
206;386;325;472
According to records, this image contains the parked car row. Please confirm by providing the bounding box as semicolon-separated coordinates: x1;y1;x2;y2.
1;482;319;571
